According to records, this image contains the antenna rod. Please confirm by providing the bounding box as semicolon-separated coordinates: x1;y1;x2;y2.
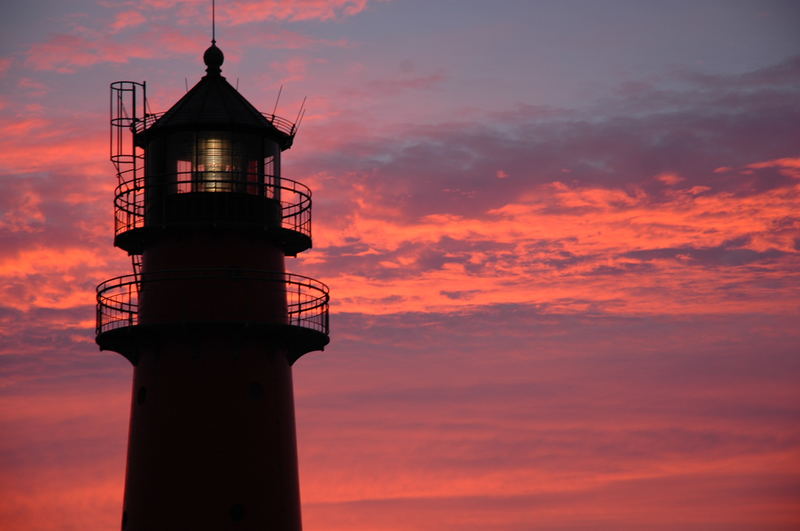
272;84;283;117
294;108;307;135
212;0;216;43
294;96;307;125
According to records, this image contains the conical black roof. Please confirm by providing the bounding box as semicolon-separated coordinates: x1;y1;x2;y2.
136;43;293;148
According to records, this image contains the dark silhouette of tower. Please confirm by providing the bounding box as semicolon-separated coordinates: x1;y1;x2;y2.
96;41;329;530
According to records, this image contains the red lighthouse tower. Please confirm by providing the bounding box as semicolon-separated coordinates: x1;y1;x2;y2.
97;41;328;530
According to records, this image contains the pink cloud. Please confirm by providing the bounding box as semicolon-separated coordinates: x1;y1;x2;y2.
655;171;683;185
110;10;147;32
269;55;320;84
0;382;128;530
221;0;372;24
17;78;49;98
25;34;152;73
21;12;353;74
0;57;12;78
103;0;373;27
363;69;446;93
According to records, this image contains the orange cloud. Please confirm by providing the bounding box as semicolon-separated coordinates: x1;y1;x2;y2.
294;158;800;317
746;157;800;179
0;186;45;233
0;116;108;175
0;247;114;311
655;172;683;185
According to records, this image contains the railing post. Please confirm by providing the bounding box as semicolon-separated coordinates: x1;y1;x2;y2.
96;293;102;336
127;281;135;327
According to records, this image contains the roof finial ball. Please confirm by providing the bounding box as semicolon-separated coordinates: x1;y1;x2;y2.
203;41;224;76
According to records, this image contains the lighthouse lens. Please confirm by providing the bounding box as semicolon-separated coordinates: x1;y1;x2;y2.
197;136;233;192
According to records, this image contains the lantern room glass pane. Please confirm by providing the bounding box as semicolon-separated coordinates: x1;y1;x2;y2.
264;155;275;199
176;160;192;193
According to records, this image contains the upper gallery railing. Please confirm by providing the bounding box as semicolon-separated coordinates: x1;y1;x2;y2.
114;174;312;241
133;112;297;136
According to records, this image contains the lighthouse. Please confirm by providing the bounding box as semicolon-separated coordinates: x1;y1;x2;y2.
96;40;329;530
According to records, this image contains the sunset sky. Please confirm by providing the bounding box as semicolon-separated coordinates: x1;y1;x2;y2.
1;1;799;529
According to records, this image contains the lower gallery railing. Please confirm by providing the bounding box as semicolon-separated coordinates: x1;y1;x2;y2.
96;269;329;336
